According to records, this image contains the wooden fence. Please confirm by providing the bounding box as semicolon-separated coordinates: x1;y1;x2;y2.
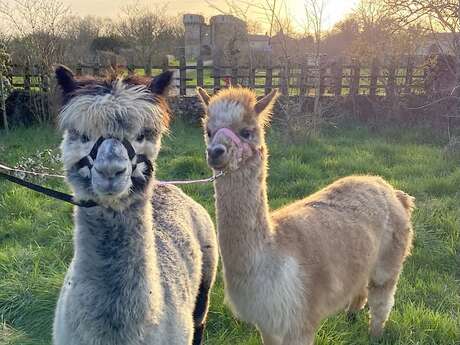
8;57;429;97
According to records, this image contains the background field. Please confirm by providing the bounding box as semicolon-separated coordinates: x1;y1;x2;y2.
0;120;459;345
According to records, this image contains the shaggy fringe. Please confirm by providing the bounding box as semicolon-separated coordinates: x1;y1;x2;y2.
59;79;168;139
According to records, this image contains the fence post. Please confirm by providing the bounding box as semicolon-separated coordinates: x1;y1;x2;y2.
93;62;100;76
127;64;135;76
41;70;49;93
299;62;308;97
404;56;414;95
213;65;220;93
423;68;430;95
319;62;327;96
179;48;187;96
333;59;343;97
76;63;82;76
231;66;238;86
162;56;169;73
350;59;360;96
265;57;273;95
280;60;289;96
144;57;152;77
24;63;31;92
249;67;256;89
387;59;396;98
369;58;379;98
197;57;204;88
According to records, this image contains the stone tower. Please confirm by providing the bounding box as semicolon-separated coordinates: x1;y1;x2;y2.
183;14;249;63
183;14;208;60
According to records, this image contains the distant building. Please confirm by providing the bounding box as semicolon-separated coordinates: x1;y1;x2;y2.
183;13;314;64
183;14;210;60
416;32;460;56
248;34;271;52
183;14;272;64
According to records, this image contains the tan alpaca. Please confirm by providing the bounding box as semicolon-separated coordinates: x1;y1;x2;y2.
197;86;415;345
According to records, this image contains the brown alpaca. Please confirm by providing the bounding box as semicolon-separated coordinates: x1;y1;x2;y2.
197;86;415;345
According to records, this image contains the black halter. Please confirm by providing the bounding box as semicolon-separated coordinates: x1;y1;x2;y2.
74;136;154;196
0;137;153;208
74;136;151;174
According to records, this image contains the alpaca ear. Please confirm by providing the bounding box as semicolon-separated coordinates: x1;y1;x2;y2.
55;65;77;95
255;89;279;115
149;70;173;96
196;87;211;107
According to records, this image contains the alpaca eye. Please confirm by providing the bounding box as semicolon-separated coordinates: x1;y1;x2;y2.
240;129;253;140
207;129;212;138
81;134;90;143
136;134;145;142
144;129;156;141
68;129;79;141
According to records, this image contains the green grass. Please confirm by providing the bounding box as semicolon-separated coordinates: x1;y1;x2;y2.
1;120;459;345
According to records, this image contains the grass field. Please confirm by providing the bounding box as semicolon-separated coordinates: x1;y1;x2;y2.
0;120;459;345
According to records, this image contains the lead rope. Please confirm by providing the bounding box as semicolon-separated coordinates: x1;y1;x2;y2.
0;162;225;208
0;164;97;208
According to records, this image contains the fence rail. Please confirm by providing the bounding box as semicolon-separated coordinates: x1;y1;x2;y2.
8;57;430;97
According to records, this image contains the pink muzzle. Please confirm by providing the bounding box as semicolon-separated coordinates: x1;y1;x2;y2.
212;128;253;163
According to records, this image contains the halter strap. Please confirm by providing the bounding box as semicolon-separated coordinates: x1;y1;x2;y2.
75;136;140;172
213;128;252;161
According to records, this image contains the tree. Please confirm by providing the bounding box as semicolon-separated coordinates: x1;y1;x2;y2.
0;0;70;124
64;16;115;64
303;0;328;137
0;41;12;131
116;3;183;75
382;0;460;141
350;0;425;62
90;36;129;54
322;17;360;57
383;0;460;79
0;0;70;68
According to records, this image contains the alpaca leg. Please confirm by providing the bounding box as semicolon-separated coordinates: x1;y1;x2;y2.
367;278;397;338
192;279;212;345
347;287;368;321
261;332;282;345
368;219;412;337
280;331;314;345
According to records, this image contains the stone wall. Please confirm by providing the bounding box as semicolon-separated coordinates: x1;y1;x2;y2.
169;96;206;125
168;94;453;129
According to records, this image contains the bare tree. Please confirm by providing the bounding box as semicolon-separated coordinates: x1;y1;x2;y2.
383;0;460;80
116;3;183;75
0;0;70;124
0;0;70;68
64;16;115;65
303;0;327;136
350;0;425;62
383;0;460;141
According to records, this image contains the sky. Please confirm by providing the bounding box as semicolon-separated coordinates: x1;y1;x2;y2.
64;0;359;32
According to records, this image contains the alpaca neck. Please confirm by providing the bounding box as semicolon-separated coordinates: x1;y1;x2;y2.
214;147;273;271
74;192;163;319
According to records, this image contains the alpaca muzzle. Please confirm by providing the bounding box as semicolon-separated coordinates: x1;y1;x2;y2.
74;136;154;196
208;128;253;170
74;136;147;173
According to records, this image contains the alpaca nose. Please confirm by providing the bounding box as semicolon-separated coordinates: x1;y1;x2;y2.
208;145;227;160
93;139;130;179
94;163;127;179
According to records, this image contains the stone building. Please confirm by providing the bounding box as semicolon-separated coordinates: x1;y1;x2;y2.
183;14;211;60
183;14;270;65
